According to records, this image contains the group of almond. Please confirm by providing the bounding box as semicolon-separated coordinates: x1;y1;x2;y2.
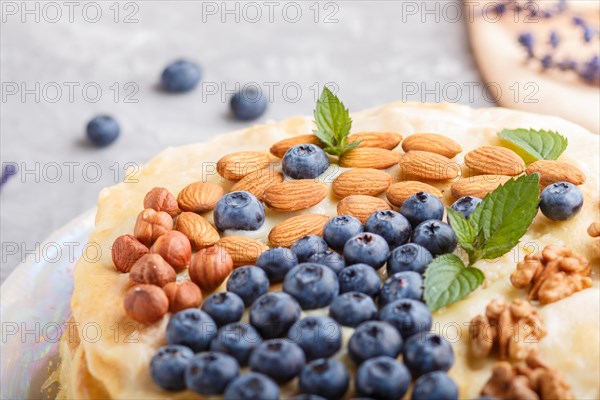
111;130;587;325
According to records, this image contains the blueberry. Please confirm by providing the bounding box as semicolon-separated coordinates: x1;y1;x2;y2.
329;291;378;327
400;192;444;227
412;220;457;257
338;263;381;297
150;345;195;391
365;210;412;248
355;356;411;400
213;191;265;231
378;299;432;339
166;309;218;352
224;372;280;400
412;371;459;400
344;233;390;270
86;115;120;147
323;215;364;251
210;322;262;366
160;59;201;93
201;292;244;327
256;247;299;283
299;358;350;399
226;266;269;306
540;182;583;221
249;339;306;383
185;352;240;395
291;235;329;262
249;292;301;339
307;250;345;274
283;263;339;309
403;332;454;377
450;196;482;219
230;87;268;121
287;316;342;360
282;144;330;179
291;395;327;400
379;271;423;305
387;243;433;275
348;321;403;364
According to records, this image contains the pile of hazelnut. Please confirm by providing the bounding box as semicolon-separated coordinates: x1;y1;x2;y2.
111;186;232;325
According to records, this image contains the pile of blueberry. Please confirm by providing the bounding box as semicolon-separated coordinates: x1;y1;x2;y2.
149;191;478;399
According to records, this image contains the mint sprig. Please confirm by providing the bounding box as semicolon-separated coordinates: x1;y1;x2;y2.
313;87;360;156
424;255;485;311
498;128;567;164
424;174;541;311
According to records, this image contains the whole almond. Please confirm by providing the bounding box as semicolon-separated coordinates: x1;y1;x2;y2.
176;212;220;250
150;231;192;270
189;246;234;292
217;151;270;181
124;284;168;324
144;187;180;217
525;160;586;187
399;151;461;181
339;148;401;169
263;180;329;211
133;208;173;246
216;236;269;267
465;146;525;176
269;214;329;247
332;169;393;198
348;132;403;150
177;182;224;213
112;234;149;273
231;169;284;200
401;133;462;158
337;195;391;224
129;253;176;287
386;181;443;207
451;175;512;198
270;134;323;158
163;281;202;313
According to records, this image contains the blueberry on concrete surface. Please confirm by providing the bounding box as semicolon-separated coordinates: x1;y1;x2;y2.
378;298;433;339
355;356;411;400
379;271;424;305
403;332;454;377
282;144;330;179
323;215;364;251
213;191;265;231
387;243;433;275
160;59;201;93
348;320;403;364
287;316;342;360
344;232;390;270
86;115;120;147
230;86;268;121
365;210;412;248
226;266;269;306
249;292;301;339
150;345;195;391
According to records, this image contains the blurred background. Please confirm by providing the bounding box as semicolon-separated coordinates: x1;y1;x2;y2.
1;0;598;281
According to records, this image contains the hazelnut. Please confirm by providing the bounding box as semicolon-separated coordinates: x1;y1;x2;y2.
175;212;220;250
133;208;173;246
111;234;148;273
123;284;168;324
144;187;181;217
177;182;224;213
150;231;192;270
189;246;233;292
129;253;176;287
163;281;202;313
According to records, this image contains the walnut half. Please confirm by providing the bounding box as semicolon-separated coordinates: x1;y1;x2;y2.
481;352;574;400
469;299;546;361
511;245;591;304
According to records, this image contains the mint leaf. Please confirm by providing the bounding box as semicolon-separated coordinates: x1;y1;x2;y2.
313;87;358;156
424;255;484;311
498;128;567;164
469;174;540;260
446;208;476;262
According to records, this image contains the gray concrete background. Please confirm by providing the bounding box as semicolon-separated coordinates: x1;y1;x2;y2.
0;1;492;282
